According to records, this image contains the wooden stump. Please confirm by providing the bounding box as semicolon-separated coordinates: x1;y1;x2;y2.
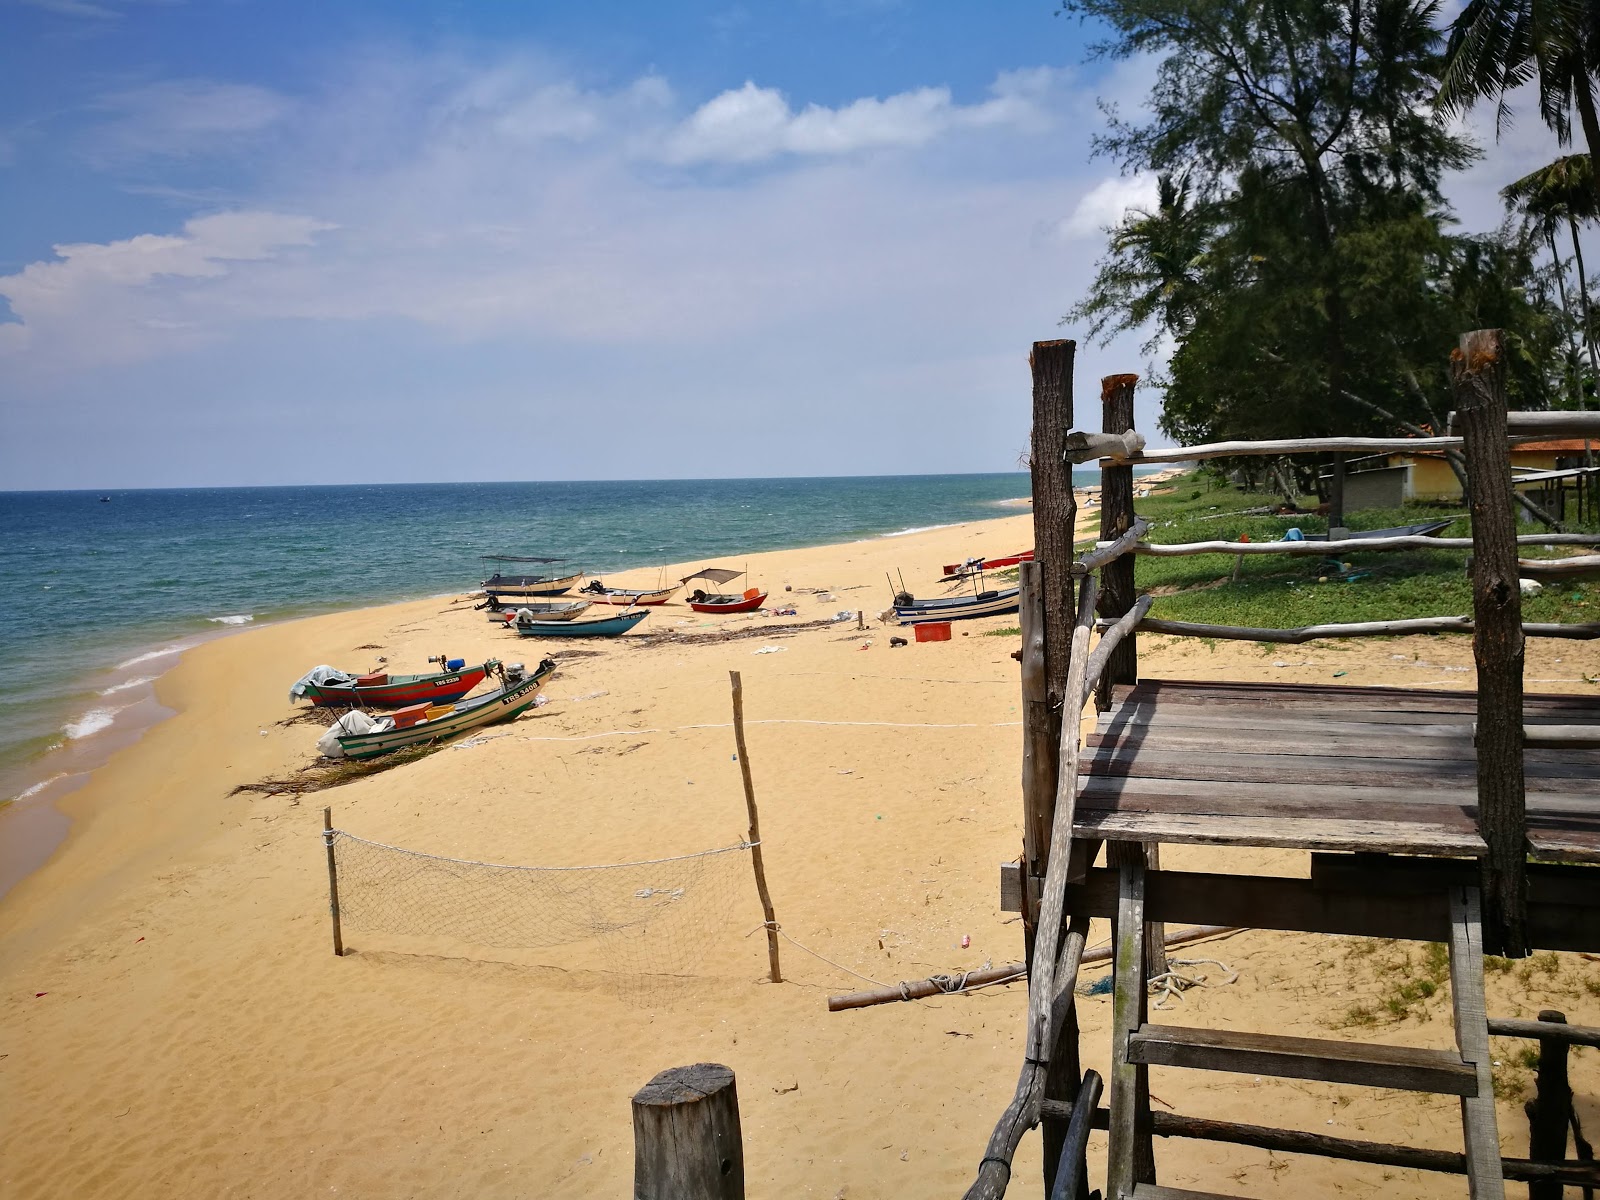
632;1063;745;1199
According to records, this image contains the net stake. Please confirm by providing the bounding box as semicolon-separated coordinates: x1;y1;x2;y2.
323;806;345;957
729;671;782;983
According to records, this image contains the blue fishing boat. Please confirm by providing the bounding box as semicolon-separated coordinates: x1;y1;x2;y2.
893;587;1021;624
512;608;649;638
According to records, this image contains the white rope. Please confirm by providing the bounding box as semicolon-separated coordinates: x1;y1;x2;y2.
513;717;1020;743
329;830;756;873
744;921;890;987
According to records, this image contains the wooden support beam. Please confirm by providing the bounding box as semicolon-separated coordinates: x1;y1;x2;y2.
1107;856;1156;1195
631;1063;745;1199
1126;1024;1477;1094
1448;887;1506;1197
1453;328;1528;957
1082;596;1154;694
1489;1016;1600;1048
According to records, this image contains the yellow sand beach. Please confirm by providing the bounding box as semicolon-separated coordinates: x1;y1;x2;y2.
2;507;1597;1198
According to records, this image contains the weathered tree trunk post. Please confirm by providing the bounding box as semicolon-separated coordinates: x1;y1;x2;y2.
1028;339;1082;1193
323;806;344;957
1097;374;1167;980
1526;1010;1572;1200
632;1063;745;1199
1097;373;1140;711
1019;560;1050;969
1451;327;1528;956
1329;452;1347;535
728;672;782;983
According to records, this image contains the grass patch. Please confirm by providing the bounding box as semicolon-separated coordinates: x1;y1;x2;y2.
984;626;1022;638
1121;470;1600;631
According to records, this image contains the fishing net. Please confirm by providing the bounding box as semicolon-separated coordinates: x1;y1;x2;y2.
325;829;755;1000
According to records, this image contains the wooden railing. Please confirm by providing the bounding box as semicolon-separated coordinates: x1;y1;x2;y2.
965;329;1600;1199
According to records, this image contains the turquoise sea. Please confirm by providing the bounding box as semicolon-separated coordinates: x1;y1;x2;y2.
0;470;1151;886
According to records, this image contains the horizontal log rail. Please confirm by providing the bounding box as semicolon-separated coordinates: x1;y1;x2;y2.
1034;1103;1600;1186
1084;434;1468;465
1074;517;1150;574
1518;554;1600;582
1101;615;1600;643
1487;1016;1600;1047
1130;533;1600;558
1454;410;1600;437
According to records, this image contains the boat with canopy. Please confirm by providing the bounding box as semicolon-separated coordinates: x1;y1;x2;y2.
681;567;768;613
480;555;584;599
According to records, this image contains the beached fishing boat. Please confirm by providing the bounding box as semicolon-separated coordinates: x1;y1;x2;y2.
513;609;649;638
480;555;583;599
290;657;495;707
580;579;680;606
941;550;1033;578
682;568;767;613
1301;518;1453;542
893;586;1021;624
482;598;593;623
317;659;556;760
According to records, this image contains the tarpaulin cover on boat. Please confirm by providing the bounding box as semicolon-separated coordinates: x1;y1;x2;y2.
316;709;394;759
681;567;744;586
290;665;354;702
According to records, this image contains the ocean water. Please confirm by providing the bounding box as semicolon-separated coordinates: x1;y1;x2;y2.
0;469;1177;826
1;472;1171;808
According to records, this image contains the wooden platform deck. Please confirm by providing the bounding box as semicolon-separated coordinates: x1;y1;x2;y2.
1075;679;1600;862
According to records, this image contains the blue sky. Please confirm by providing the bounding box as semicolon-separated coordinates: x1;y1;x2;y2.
0;0;1574;488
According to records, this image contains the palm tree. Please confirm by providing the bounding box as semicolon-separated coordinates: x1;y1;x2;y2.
1503;153;1599;407
1440;0;1600;210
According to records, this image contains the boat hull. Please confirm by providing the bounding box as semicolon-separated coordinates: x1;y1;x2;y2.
482;570;584;598
334;661;556;760
301;663;492;707
688;592;767;614
583;585;679;606
894;587;1021;624
514;609;649;638
941;550;1033;577
486;600;592;623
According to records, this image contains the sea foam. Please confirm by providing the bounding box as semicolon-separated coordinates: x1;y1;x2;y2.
100;675;155;696
114;645;186;670
64;708;121;740
207;614;254;625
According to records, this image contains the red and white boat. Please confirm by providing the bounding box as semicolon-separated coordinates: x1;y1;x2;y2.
682;567;768;614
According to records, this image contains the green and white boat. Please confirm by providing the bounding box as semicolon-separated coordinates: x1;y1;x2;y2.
317;659;557;761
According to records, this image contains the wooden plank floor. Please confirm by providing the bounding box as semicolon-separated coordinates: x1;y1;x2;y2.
1075;680;1600;861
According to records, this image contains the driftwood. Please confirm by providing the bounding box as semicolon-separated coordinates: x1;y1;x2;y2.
1113;615;1600;643
1075;517;1150;575
826;924;1240;1012
1065;429;1145;465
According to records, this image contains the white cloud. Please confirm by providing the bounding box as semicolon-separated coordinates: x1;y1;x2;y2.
1056;171;1158;239
82;80;293;163
0;211;332;361
659;69;1056;165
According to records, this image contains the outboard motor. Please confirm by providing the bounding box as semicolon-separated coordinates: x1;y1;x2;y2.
503;662;526;685
893;591;915;607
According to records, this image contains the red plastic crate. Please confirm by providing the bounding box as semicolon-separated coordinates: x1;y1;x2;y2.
914;622;952;642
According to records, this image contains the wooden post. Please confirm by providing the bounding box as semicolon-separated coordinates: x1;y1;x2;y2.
1527;1010;1572;1200
323;806;344;957
1019;560;1050;968
1451;327;1528;956
1107;856;1157;1195
1330;452;1347;534
1097;373;1140;712
632;1063;745;1199
728;671;782;983
1030;340;1081;1194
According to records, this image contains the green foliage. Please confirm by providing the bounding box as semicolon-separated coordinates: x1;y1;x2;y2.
1062;0;1568;448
